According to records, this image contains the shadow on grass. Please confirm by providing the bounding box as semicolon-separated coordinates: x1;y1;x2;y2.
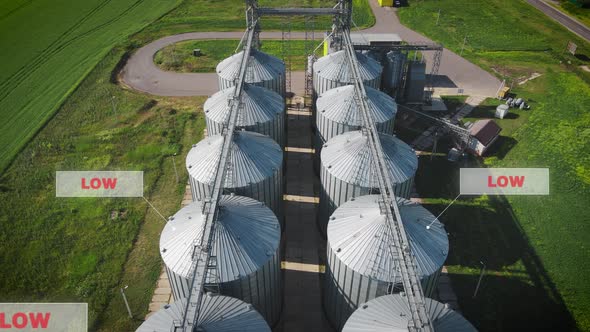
417;155;576;331
575;53;590;62
449;272;576;332
485;136;518;160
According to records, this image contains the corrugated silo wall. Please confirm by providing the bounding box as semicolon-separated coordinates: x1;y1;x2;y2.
311;73;381;131
218;74;286;98
188;168;284;228
205;110;286;148
165;247;283;326
317;163;413;236
313;115;395;175
323;246;441;331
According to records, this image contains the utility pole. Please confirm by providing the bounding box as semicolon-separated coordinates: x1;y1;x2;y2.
172;153;179;183
111;95;117;116
460;36;467;56
473;261;486;298
120;286;133;319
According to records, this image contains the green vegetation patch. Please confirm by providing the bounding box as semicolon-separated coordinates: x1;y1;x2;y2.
0;0;182;173
139;0;374;38
400;0;590;330
0;42;206;329
155;39;322;73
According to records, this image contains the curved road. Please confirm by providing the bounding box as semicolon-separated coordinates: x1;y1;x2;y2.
121;0;500;97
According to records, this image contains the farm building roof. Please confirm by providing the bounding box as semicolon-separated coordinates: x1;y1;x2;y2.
469;119;502;146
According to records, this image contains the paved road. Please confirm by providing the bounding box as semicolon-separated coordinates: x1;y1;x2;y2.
121;0;501;97
527;0;590;42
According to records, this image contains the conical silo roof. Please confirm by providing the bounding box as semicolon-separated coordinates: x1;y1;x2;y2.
327;195;448;281
321;131;417;187
316;85;396;127
136;294;271;332
160;196;280;282
186;130;282;188
342;294;476;332
314;50;382;84
217;49;285;85
204;83;284;127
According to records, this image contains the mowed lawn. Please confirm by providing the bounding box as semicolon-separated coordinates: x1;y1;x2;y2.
0;0;181;172
154;39;323;72
399;0;590;330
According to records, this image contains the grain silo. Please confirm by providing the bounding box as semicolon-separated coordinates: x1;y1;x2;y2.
342;294;476;332
318;130;418;234
383;50;407;94
204;83;285;147
217;48;286;97
160;195;282;326
405;61;427;103
313;49;382;98
136;294;271;332
324;195;449;330
186;130;283;226
314;84;397;172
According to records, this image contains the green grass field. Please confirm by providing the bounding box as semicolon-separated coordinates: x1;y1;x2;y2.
155;39;322;72
0;40;206;329
400;0;590;330
0;0;182;173
139;0;374;38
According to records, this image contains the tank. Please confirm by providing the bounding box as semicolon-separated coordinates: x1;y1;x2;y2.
314;85;397;172
217;49;286;97
405;61;426;103
136;294;271;332
318;131;418;234
186;130;283;226
313;50;382;98
204;83;285;147
383;50;407;93
160;195;282;325
342;294;476;332
324;195;449;330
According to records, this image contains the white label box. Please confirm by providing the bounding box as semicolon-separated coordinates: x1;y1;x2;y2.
460;168;549;195
56;171;143;197
0;303;87;331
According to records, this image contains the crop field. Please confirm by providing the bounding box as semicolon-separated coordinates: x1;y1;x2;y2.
155;39;322;72
0;0;182;173
400;0;590;330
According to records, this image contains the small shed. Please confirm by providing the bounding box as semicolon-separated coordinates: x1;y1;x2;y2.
468;119;502;156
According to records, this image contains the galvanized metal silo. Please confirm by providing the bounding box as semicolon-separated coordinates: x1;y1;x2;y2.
313;50;383;98
324;195;449;330
318;130;418;234
186;130;283;226
342;294;477;332
383;50;407;94
314;84;397;172
217;48;286;97
136;294;272;332
204;83;285;147
405;61;427;103
160;195;282;326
